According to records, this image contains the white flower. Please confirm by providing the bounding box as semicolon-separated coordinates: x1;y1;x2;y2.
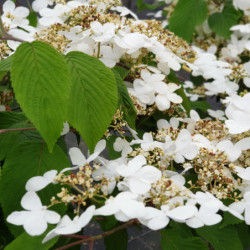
116;155;162;195
25;170;58;192
233;0;250;14
216;137;250;162
229;192;250;225
99;45;123;68
7;191;60;236
2;0;29;28
139;207;169;230
163;129;198;163
207;109;226;120
225;93;250;134
243;61;250;88
161;204;198;223
235;166;250;181
61;139;106;173
0;105;6;112
111;6;138;20
113;137;132;157
131;132;163;151
94;192;147;222
42;205;95;243
90;21;116;43
155;83;182;111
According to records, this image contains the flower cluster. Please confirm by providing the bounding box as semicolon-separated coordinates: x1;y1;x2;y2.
1;0;250;247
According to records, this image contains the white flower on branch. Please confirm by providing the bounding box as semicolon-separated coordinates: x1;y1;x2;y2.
42;205;95;243
7;191;60;236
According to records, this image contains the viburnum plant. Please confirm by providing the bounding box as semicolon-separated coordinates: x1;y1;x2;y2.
0;0;250;249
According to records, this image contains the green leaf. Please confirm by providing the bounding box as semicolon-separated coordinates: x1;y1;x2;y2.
220;212;243;229
0;141;70;236
208;5;242;39
106;135;121;160
168;0;207;41
161;228;208;250
27;11;38;27
99;216;128;250
0;55;13;72
112;67;137;129
5;228;58;250
196;225;243;250
0;112;27;129
137;0;165;12
65;51;117;153
235;223;250;249
11;41;71;152
190;101;211;112
176;87;191;113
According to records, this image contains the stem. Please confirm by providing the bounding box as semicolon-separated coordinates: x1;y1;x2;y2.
62;234;90;239
26;0;32;11
0;127;36;134
56;220;137;250
97;42;101;58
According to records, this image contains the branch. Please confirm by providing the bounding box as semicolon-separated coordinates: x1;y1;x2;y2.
56;219;137;250
0;127;36;134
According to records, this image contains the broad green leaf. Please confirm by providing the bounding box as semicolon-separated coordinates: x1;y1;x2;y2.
11;41;71;152
0;141;70;236
161;229;208;250
168;0;207;41
208;5;242;39
99;216;128;250
0;112;27;129
65;51;117;152
112;66;129;80
112;67;137;129
196;225;243;250
0;55;13;72
5;228;58;250
137;0;165;12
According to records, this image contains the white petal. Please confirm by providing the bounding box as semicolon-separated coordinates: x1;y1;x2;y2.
138;166;162;183
25;177;50;192
200;212;222;226
147;215;169;230
120;200;146;218
155;95;170;111
186;217;204;228
7;211;30;225
21;191;42;210
244;203;250;225
44;210;61;224
44;170;58;181
32;0;48;12
94;139;106;153
24;216;47;236
166;205;198;222
69;148;86;166
94;201;119;216
78;205;95;227
13;7;29;18
3;0;15;13
128;178;151;194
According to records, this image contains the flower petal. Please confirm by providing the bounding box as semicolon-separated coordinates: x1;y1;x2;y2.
21;191;42;210
69;148;86;166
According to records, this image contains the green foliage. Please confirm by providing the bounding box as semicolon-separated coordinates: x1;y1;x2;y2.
196;224;243;250
0;141;70;236
11;41;71;152
190;101;211;112
168;0;207;41
65;51;117;153
106;135;121;160
161;228;208;250
99;216;128;250
0;55;12;72
112;67;137;129
27;11;38;27
176;87;191;113
136;0;165;12
208;4;242;39
5;228;59;250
